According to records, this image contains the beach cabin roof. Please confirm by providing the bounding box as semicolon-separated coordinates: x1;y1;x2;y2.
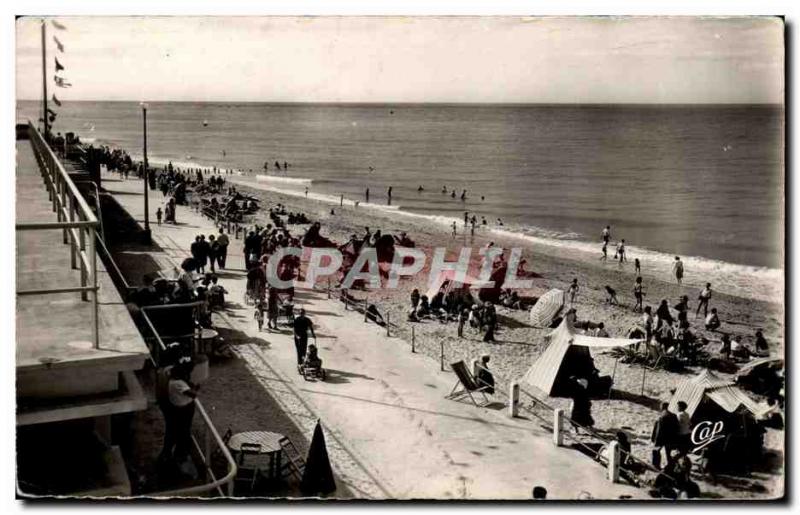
521;318;639;396
528;288;565;328
668;369;767;419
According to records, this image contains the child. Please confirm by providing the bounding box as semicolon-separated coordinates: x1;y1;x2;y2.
600;242;608;261
604;285;619;305
254;299;265;331
704;308;720;331
617;239;627;264
633;276;645;312
568;278;579;305
156;207;163;225
634;258;641;276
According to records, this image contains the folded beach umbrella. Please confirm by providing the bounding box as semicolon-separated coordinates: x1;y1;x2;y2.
528;288;564;327
300;419;336;496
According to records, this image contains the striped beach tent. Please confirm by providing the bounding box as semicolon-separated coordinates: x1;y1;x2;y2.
528;288;564;327
521;317;640;397
668;369;768;421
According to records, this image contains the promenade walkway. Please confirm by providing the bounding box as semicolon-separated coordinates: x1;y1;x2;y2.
102;171;643;500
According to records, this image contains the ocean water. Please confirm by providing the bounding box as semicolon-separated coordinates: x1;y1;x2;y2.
16;101;784;300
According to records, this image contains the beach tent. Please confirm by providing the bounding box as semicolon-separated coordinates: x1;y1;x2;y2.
528;288;565;327
425;269;486;301
520;317;640;397
669;369;769;421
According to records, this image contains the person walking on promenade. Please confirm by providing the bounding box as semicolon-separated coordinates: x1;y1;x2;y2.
696;282;712;318
672;256;684;285
216;228;229;269
267;287;279;330
208;234;218;273
156;207;163;225
190;236;204;274
293;308;316;369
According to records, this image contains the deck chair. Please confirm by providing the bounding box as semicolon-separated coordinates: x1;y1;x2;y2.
278;436;306;480
234;442;262;494
446;360;491;407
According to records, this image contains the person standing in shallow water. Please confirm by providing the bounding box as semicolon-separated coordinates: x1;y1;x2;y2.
672;256;684;285
387;186;393;205
365;187;370;203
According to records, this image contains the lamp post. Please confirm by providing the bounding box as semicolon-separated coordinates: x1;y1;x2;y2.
141;102;151;244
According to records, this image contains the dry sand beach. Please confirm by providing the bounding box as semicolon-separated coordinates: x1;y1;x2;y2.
221;175;785;498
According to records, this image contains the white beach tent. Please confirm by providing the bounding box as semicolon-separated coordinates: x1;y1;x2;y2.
528;288;565;328
668;369;769;420
521;316;641;397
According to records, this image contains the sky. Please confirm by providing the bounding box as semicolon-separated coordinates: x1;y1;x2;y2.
15;16;784;104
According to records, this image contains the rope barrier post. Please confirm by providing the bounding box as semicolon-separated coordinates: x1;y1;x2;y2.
509;381;520;418
440;341;444;371
553;409;564;447
609;357;619;400
641;365;647;397
607;441;620;483
411;325;415;353
364;296;369;323
386;312;390;337
327;278;331;299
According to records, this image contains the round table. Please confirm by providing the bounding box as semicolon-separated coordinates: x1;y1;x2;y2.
228;431;285;481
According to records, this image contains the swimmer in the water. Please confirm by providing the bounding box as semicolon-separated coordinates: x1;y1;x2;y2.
481;217;487;225
497;218;504;226
418;185;424;192
461;190;467;201
451;190;456;199
442;186;447;194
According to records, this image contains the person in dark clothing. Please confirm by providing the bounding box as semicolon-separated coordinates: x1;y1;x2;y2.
656;299;673;329
475;355;495;394
267;287;279;330
755;330;769;355
674;295;690;314
410;289;421;310
159;358;198;467
482;302;497;343
293;308;316;368
570;378;594;432
651;402;679;469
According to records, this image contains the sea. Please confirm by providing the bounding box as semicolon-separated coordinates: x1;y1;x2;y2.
16;101;784;302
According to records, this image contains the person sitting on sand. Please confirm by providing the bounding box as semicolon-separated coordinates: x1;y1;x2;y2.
704;308;721;331
719;334;732;359
657;321;675;350
593;323;609;338
754;330;769;356
416;296;431;318
410;289;421;311
604;285;619;305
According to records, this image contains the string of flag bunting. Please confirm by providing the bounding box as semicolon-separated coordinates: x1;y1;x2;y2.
49;18;69;125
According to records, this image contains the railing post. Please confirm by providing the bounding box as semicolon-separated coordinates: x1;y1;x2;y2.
364;297;368;322
69;196;77;269
607;441;620;483
61;179;68;244
553;409;564;446
440;341;445;371
411;325;415;353
386;312;390;337
79;224;88;301
90;226;99;349
509;381;520;418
